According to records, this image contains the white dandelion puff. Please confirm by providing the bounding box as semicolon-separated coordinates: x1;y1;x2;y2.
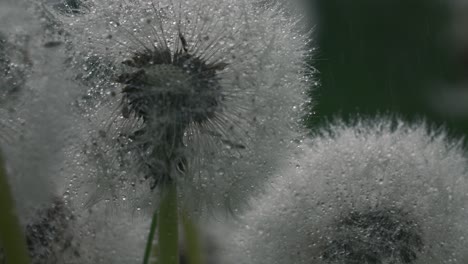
42;0;312;213
0;0;83;216
0;1;88;262
228;118;468;264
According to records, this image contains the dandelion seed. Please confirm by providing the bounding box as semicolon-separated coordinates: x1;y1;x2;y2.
228;118;468;264
42;0;312;213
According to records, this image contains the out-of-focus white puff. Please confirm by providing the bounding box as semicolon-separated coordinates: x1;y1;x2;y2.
228;118;468;264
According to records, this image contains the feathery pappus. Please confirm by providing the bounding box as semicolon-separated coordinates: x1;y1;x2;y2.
39;0;313;214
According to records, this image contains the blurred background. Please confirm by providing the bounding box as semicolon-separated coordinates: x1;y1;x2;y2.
304;0;468;140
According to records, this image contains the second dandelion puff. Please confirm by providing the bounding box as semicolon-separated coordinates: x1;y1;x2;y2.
227;118;468;264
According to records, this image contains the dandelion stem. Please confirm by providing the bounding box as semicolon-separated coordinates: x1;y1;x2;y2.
0;152;30;264
158;182;179;264
181;211;203;264
143;211;158;264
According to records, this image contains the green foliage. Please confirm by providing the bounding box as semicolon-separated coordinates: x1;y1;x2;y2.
308;0;466;137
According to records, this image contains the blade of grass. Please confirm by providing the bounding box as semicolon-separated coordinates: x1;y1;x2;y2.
0;152;30;264
143;211;158;264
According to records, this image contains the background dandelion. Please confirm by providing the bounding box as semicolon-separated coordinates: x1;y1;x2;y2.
0;0;89;262
0;0;80;218
227;118;468;264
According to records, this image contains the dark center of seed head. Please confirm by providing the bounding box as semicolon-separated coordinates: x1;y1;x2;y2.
116;45;225;186
321;209;424;264
117;47;225;129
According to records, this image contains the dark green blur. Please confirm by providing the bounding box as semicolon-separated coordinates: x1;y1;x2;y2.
307;0;467;138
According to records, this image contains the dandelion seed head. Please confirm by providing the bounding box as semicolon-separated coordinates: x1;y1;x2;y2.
227;118;468;264
42;0;312;214
115;45;225;185
118;48;223;126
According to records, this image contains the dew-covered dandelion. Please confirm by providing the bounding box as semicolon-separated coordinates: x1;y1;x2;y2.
228;118;468;264
40;0;311;213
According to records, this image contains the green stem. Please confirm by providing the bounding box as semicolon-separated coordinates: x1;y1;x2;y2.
181;211;203;264
143;211;158;264
0;152;30;264
158;182;179;264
